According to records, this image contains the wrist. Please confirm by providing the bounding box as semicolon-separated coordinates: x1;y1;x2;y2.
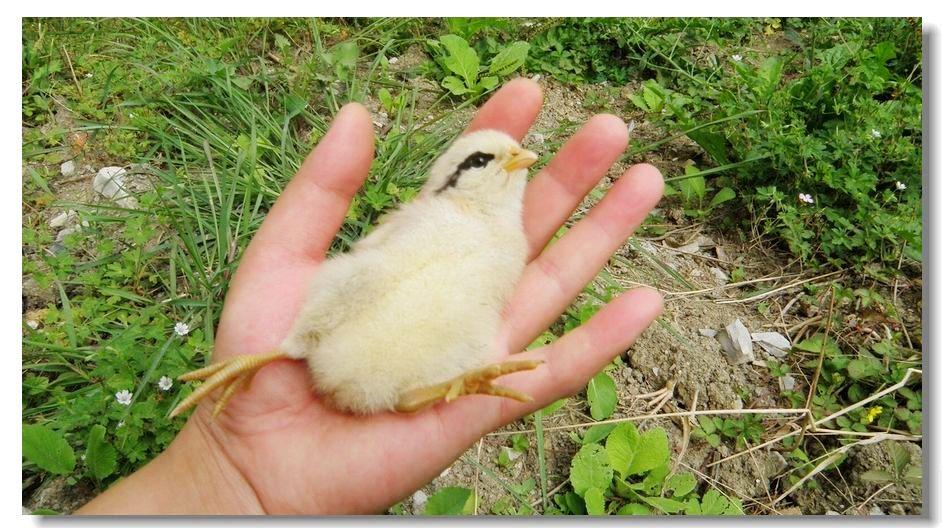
77;414;264;515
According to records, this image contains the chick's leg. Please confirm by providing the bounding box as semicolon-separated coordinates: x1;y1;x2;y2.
394;359;543;413
169;351;287;418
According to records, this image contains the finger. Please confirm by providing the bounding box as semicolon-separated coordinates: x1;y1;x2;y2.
436;287;664;439
500;163;664;353
464;78;542;141
243;103;374;266
522;114;629;259
514;287;664;409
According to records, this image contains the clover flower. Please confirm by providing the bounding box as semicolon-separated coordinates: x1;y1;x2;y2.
731;54;743;62
871;129;881;138
896;181;906;191
158;376;173;391
174;322;190;336
115;390;133;406
798;193;815;204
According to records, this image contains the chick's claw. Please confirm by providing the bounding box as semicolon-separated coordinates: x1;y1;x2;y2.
394;359;543;413
169;351;288;419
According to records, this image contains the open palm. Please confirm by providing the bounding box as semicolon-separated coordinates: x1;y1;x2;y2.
178;79;664;514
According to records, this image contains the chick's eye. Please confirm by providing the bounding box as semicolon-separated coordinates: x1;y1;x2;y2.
459;151;495;171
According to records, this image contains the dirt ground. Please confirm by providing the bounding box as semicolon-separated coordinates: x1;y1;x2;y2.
22;48;923;515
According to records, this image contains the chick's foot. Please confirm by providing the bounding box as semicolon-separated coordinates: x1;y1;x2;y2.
170;351;289;419
393;359;543;413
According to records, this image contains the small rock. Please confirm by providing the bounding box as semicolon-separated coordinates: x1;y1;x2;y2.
60;160;76;177
753;332;791;358
387;56;399;64
55;225;84;244
49;210;77;229
868;505;885;515
530;132;545;145
782;374;796;391
699;328;717;338
675;241;701;254
825;510;841;515
652;366;660;377
710;267;729;285
372;111;389;129
439;466;452;479
26;320;39;330
531;73;542;82
411;490;428;510
93;167;138;209
716;319;755;364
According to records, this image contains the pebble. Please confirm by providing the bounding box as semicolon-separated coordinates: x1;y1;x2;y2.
716;319;755;364
49;210;77;229
60;160;75;177
388;56;399;64
26;320;39;330
411;490;428;510
93;167;138;209
782;374;796;391
869;505;885;515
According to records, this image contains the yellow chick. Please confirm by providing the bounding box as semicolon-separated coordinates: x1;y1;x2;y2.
171;130;542;418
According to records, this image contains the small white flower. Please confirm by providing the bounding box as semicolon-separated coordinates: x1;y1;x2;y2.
798;193;815;204
128;113;135;119
84;72;93;78
522;21;535;28
871;129;881;138
117;420;125;428
387;56;399;65
896;181;906;191
174;322;190;336
731;54;743;62
115;390;133;406
158;376;173;391
81;454;86;461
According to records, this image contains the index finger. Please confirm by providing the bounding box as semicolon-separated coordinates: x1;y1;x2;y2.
465;78;542;141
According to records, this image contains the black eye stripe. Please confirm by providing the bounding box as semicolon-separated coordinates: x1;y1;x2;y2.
458;151;494;171
434;151;495;194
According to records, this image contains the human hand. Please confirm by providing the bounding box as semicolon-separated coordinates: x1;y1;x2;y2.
78;78;664;515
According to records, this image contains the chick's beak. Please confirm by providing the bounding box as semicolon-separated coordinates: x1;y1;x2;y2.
503;148;539;172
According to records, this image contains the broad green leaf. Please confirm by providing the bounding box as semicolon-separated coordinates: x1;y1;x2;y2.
570;444;613;496
561;491;586;515
617;503;651;515
488;41;530;76
424;487;473;515
847;358;882;380
643;496;685;513
439;34;480;87
709;187;737;209
284;94;307;118
794;334;841;357
605;423;640;476
587;372;617;421
757;56;784;97
627;93;649;111
23;424;75;475
583;423;617;445
441;76;470;95
85;424;117;480
478;75;499;91
584;487;606;515
698;489;731;515
628;428;670;476
666;472;697;497
678;165;706;202
686;130;729;165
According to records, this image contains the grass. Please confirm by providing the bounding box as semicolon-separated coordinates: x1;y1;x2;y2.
22;17;922;515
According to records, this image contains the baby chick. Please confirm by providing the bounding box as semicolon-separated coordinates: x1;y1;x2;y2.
171;130;542;418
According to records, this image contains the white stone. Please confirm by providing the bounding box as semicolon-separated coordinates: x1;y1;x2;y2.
60;160;76;177
93;167;138;209
26;320;39;330
49;210;77;229
411;490;428;509
782;374;796;391
716;319;755;364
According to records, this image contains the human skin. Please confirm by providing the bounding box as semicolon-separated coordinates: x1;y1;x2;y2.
77;78;665;515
